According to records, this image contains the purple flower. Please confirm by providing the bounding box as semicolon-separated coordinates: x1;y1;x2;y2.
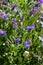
26;24;35;30
40;21;43;27
39;36;43;46
14;23;18;28
24;40;31;48
15;10;21;14
36;1;42;5
0;12;7;20
39;15;43;19
14;9;21;14
14;38;20;43
11;4;18;8
39;36;43;42
12;18;16;22
3;5;8;9
30;7;38;14
0;29;6;35
0;1;3;4
39;0;43;3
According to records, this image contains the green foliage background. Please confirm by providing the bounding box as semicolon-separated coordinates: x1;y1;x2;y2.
0;0;43;65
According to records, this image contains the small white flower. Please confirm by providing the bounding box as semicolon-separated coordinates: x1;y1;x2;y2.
23;51;29;57
3;43;5;46
0;9;2;12
36;20;39;23
21;22;23;25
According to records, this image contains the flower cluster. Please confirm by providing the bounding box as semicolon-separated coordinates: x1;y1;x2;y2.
0;0;43;65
